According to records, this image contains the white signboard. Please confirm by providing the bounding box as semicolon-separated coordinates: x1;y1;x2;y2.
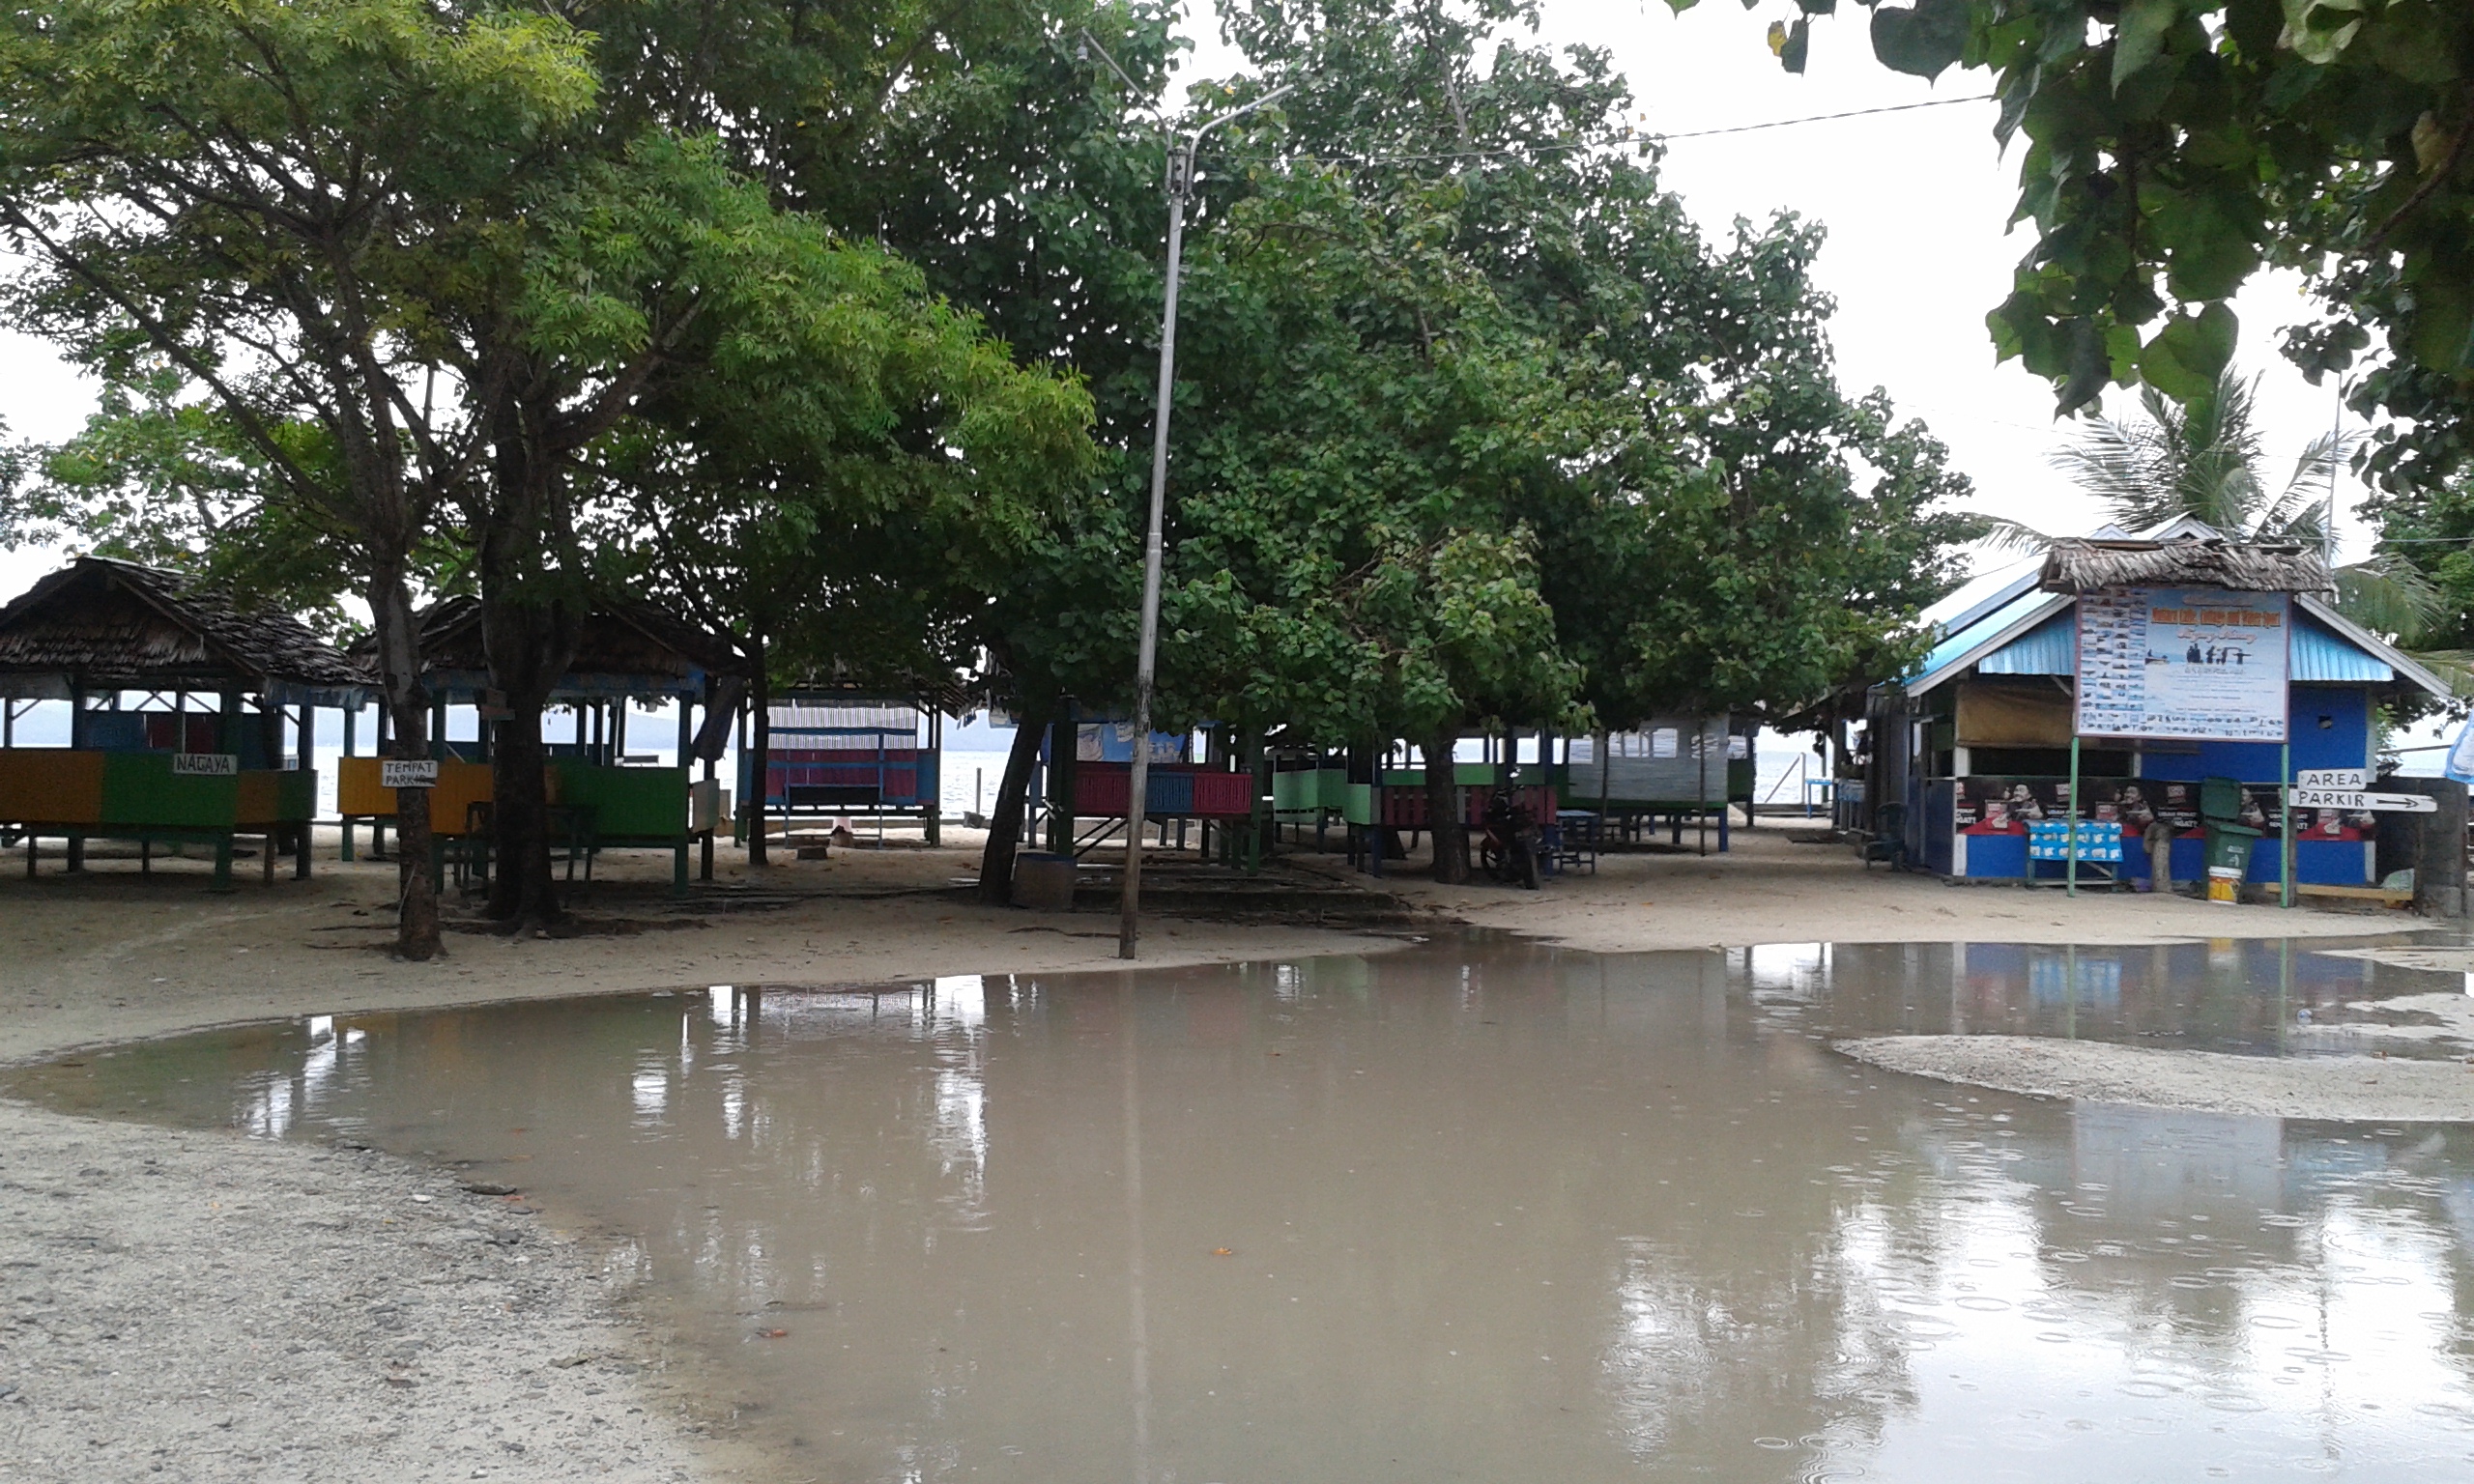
2289;787;2436;813
170;753;238;777
2296;768;2366;790
2076;586;2289;742
380;758;440;788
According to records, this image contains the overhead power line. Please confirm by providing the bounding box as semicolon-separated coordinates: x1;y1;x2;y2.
1217;94;1998;170
1648;95;1998;143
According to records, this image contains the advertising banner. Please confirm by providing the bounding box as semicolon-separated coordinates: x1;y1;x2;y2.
1952;776;2374;842
2075;586;2289;742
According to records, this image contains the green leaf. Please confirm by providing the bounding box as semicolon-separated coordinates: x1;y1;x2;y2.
1869;0;1970;80
2279;0;2365;64
2137;304;2239;401
2163;233;2259;302
1781;17;1811;72
2112;0;2178;90
2057;318;2114;416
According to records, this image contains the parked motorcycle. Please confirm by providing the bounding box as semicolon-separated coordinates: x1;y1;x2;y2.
1479;786;1543;890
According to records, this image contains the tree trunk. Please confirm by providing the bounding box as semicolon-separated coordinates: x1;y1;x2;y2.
746;632;770;868
369;573;440;959
1425;725;1468;884
979;694;1051;905
488;699;557;924
479;391;584;928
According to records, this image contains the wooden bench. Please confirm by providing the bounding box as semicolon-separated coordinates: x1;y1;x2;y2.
2295;882;2415;907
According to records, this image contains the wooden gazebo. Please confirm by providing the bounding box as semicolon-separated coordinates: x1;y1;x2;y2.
339;595;750;888
0;556;367;885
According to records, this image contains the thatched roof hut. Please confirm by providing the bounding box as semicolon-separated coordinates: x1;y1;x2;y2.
363;595;748;699
0;556;370;699
2038;537;2334;596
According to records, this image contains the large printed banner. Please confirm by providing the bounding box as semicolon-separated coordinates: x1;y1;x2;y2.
2075;586;2289;742
1954;777;2372;842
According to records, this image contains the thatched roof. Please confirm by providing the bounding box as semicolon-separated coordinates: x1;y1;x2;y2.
0;556;371;695
357;594;748;697
2039;537;2334;596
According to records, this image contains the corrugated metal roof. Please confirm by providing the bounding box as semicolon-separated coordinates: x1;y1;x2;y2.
1905;591;2072;695
1977;612;2076;675
1900;585;2441;698
771;702;921;733
2291;616;2393;683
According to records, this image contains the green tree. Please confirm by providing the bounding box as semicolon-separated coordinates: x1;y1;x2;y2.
0;0;601;957
475;0;1154;902
1229;0;1982;682
1710;0;2472;495
1165;169;1592;877
590;256;1095;868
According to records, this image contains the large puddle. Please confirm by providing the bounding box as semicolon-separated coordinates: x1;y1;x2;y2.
14;936;2474;1480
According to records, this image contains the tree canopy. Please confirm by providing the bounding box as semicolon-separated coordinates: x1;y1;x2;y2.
1712;0;2472;494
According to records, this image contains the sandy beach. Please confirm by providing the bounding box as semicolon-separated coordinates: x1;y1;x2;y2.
1837;1033;2474;1122
0;822;2440;1481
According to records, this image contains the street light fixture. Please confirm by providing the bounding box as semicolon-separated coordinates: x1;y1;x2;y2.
1079;32;1293;959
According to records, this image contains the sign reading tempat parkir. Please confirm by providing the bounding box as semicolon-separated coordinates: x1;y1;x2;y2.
2076;586;2290;742
380;758;440;789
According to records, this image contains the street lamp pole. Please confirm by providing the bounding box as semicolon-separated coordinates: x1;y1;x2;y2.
1118;82;1292;961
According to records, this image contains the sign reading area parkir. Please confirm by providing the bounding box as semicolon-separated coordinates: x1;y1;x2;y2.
2289;767;2437;813
380;758;440;788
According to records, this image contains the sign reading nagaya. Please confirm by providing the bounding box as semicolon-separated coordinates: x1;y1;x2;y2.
170;753;238;777
380;758;440;789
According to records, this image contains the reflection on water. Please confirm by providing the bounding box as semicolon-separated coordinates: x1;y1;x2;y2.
14;938;2474;1481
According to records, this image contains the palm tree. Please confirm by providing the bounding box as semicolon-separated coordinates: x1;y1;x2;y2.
2052;369;2344;544
1997;367;2446;657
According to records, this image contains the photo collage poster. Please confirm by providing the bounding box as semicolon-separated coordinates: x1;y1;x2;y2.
2075;586;2290;742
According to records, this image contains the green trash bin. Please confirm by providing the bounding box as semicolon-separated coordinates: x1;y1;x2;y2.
2201;822;2258;901
2196;778;2256;902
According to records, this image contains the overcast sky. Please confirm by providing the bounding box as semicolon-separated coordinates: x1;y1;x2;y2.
0;3;2378;604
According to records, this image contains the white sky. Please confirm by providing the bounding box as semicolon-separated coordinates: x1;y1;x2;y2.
0;4;2384;611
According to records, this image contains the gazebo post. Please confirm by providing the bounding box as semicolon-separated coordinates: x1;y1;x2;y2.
66;683;85;872
371;702;389;859
925;705;941;847
341;700;357;862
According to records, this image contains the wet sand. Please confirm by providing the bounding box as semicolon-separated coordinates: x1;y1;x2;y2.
0;827;2397;1066
1349;824;2415;955
0;1099;734;1482
1839;1033;2474;1122
0;824;2442;1480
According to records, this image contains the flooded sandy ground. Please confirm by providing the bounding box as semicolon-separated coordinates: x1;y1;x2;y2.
14;935;2474;1481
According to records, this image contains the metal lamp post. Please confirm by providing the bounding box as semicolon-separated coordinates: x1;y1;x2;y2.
1115;80;1293;960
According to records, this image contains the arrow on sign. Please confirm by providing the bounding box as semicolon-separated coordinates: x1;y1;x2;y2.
2288;787;2437;813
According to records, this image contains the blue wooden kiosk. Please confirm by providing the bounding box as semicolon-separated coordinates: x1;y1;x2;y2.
1872;528;2449;896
